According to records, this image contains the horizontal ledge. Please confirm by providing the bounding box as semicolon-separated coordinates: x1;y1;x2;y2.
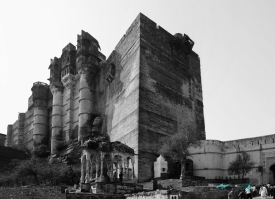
51;114;63;117
78;112;91;116
33;114;48;117
79;98;92;102
33;134;47;136
33;123;48;126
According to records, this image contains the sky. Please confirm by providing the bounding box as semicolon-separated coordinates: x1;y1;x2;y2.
0;0;274;142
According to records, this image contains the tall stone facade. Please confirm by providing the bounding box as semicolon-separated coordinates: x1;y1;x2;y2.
4;13;205;182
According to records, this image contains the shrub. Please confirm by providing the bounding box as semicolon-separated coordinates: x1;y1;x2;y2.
33;145;50;158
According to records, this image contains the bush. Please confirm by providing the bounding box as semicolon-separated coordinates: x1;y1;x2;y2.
0;157;81;187
33;145;50;158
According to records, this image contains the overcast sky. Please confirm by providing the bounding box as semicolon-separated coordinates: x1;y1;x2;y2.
0;0;274;141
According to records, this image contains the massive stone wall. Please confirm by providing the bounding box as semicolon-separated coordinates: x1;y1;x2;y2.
99;15;141;177
137;13;205;181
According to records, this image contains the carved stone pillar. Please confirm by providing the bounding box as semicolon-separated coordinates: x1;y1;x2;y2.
108;162;114;182
99;152;104;182
123;160;127;180
131;158;135;179
89;159;93;180
95;157;99;181
80;155;86;183
85;156;90;183
126;160;130;180
119;162;123;182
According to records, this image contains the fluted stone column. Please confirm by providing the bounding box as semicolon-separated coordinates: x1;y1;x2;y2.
5;125;12;147
78;69;93;142
76;30;101;143
31;82;49;149
50;86;63;154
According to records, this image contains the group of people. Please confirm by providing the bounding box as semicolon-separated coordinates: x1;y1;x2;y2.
228;183;275;199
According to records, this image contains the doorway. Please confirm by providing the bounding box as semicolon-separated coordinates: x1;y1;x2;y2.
269;164;275;185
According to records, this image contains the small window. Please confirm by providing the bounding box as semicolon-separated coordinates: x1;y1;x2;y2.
162;168;165;172
110;64;116;77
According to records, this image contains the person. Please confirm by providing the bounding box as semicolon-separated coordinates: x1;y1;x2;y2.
228;189;234;199
251;185;257;197
259;184;268;199
270;185;274;197
119;172;123;183
246;187;252;199
238;189;246;199
113;171;117;182
267;183;271;196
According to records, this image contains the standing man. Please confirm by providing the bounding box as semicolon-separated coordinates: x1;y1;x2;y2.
228;189;234;199
251;185;257;197
246;186;252;199
259;184;268;199
119;172;123;183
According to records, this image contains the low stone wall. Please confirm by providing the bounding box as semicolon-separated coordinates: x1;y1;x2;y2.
126;188;227;199
181;186;228;199
139;181;154;190
157;179;208;190
125;190;170;199
0;186;65;199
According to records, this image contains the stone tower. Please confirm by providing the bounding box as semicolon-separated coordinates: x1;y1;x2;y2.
31;82;49;150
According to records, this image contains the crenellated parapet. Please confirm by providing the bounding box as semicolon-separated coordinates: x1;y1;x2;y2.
48;57;62;88
31;82;49;108
76;30;101;76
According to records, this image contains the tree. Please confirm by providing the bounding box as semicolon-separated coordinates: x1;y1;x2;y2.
227;151;255;183
159;129;201;179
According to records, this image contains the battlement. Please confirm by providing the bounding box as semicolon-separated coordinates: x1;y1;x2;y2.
62;43;76;53
31;82;49;102
33;81;48;87
77;30;97;43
